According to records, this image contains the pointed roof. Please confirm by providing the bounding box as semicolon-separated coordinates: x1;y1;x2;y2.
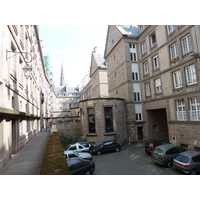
60;62;65;86
90;48;106;77
104;25;139;58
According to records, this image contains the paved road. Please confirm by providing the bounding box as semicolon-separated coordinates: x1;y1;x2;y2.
92;141;183;175
0;130;50;175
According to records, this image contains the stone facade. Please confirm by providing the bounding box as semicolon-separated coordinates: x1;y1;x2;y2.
79;98;126;145
0;25;55;169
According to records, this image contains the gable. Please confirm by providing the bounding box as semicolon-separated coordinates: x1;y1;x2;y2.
90;52;99;76
104;25;125;58
90;52;106;77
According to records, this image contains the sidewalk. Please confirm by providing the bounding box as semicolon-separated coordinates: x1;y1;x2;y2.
0;130;50;175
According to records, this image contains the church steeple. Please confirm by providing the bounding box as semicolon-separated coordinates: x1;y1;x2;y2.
60;62;65;86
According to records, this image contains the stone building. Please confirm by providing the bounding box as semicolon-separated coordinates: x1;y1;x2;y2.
104;25;143;143
137;25;200;150
0;25;55;169
104;25;200;149
79;49;126;145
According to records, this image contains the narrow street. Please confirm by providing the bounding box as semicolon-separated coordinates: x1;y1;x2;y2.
93;142;183;175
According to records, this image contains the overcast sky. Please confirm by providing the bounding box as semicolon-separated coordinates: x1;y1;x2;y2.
39;25;108;88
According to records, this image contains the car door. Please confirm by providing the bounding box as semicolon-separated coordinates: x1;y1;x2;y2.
102;142;112;153
166;147;179;162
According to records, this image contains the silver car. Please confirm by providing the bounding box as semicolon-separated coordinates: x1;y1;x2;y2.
173;150;200;175
151;143;186;168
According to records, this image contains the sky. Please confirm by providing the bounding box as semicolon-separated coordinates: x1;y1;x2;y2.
38;25;108;88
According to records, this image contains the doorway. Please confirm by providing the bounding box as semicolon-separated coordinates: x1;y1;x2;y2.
137;126;143;140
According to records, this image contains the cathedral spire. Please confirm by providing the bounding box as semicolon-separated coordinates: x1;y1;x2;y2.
60;62;65;86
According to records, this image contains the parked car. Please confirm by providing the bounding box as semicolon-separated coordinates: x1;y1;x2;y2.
173;150;200;175
151;143;186;168
64;151;92;160
64;142;90;153
92;135;121;155
78;141;91;149
67;158;95;175
145;140;168;155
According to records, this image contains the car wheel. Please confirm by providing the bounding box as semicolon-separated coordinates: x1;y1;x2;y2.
85;170;91;175
97;151;101;155
190;169;197;175
166;161;173;168
116;148;120;152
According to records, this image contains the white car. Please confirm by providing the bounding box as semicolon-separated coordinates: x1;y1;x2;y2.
65;151;92;160
64;142;90;153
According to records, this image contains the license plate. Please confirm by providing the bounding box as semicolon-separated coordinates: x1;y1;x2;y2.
175;163;183;167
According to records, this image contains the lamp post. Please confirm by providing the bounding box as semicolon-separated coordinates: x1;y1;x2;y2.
6;50;33;79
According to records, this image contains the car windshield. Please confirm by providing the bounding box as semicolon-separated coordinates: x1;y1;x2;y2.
153;148;163;156
176;155;189;163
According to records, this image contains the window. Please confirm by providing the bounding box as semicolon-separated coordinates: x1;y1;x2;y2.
104;107;113;133
132;72;139;81
189;97;200;121
173;70;182;89
181;34;192;55
88;108;95;133
130;53;137;61
170;43;178;60
185;65;197;85
130;44;135;48
176;100;186;121
167;25;175;35
143;61;149;75
155;78;162;93
150;33;156;48
131;63;139;80
135;104;143;121
133;83;141;102
145;82;151;97
134;93;141;102
141;41;147;54
152;55;159;70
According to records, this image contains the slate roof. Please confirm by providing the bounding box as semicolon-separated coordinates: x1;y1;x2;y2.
117;25;140;38
96;53;106;68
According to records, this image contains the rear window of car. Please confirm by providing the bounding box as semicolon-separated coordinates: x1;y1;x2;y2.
153;148;163;156
176;155;189;163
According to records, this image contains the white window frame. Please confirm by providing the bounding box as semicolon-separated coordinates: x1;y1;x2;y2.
132;63;139;80
145;82;151;97
189;97;200;121
135;104;143;121
152;55;159;70
130;53;137;61
143;61;149;75
134;92;141;102
167;25;176;35
185;65;197;85
176;100;187;121
181;34;192;55
150;33;156;48
155;78;162;94
141;41;147;54
173;70;182;89
170;43;178;60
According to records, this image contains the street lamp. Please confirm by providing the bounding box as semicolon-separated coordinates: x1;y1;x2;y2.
6;50;33;79
23;65;32;79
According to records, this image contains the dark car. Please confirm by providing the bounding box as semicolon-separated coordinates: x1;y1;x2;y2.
92;135;121;155
151;143;186;168
145;140;168;155
173;150;200;175
67;158;95;175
